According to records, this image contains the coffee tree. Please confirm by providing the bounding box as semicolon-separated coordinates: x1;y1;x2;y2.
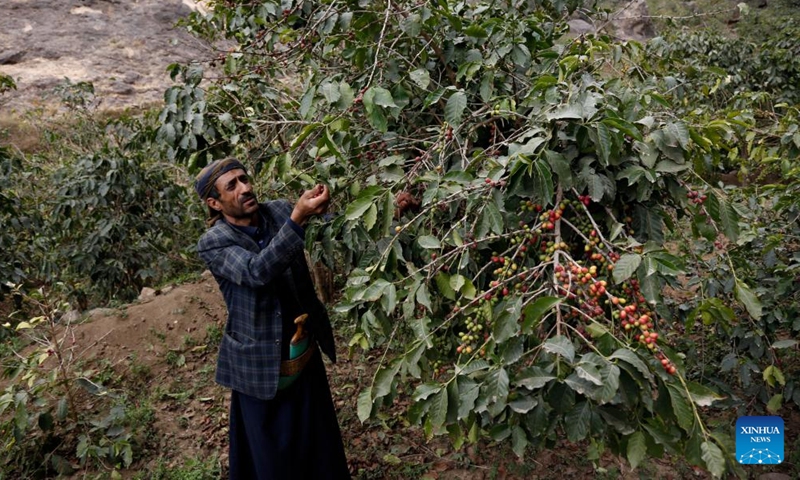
160;1;768;475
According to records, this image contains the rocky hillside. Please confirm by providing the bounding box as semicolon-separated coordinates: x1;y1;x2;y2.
0;0;209;112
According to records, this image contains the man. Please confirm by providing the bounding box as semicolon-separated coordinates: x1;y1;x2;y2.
194;157;350;479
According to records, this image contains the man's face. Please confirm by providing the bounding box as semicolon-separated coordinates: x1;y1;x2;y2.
206;169;259;222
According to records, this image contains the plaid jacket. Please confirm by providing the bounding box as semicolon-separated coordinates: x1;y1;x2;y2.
197;200;336;400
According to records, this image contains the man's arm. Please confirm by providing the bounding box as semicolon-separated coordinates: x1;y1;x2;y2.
198;185;331;287
198;220;305;288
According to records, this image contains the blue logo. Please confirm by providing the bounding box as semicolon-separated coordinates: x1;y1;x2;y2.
736;416;784;465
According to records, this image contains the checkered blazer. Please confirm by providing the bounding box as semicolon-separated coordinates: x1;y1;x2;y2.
197;200;336;400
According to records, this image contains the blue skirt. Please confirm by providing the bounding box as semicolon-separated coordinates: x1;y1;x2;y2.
228;351;350;480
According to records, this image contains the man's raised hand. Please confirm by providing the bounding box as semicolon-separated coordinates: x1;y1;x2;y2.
291;184;331;226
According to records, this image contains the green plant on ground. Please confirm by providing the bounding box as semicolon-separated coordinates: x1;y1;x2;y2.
0;288;136;477
135;455;221;480
205;324;222;347
165;351;186;368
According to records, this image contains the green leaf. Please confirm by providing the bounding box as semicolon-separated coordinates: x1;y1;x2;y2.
667;384;694;433
542;335;575;363
320;82;341;104
514;367;556;391
480;71;494;103
719;197;740;242
772;339;798;349
522;296;560;333
480;202;504;237
413;383;442;401
485;368;510;410
445;91;467;126
635;141;659;168
423;88;446;109
596;123;612;166
416;283;432;310
546;103;583;121
457;377;480;419
156;124;176;145
655;160;690;173
371;87;397;108
700;441;726;479
465;24;489;38
357;388;373;422
57;397;69;421
429;389;448;430
373;360;401;398
610;349;653;381
586;322;609;338
632;204;665;243
763;365;786;387
705;191;722;222
38;412;54;432
361;279;391;302
596;364;620;404
400;13;422;37
565;402;591;442
409;69;430;90
363;203;377;231
532;159;555;204
511;44;531;67
493;308;519;344
367;106;388;132
734;280;762;319
346;197;376;220
300;85;316;118
418;235;441;249
76;377;106;396
618;165;647;186
508;394;538;414
668;122;691;150
613;254;641;284
602;117;643;141
575;364;603;386
766;394;783;413
627;431;647;470
544;150;573;187
435;272;457;300
686;381;725;407
511;425;528;458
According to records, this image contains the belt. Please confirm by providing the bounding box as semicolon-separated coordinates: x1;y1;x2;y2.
277;314;316;390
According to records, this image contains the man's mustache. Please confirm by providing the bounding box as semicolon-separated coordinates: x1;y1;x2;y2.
240;193;257;204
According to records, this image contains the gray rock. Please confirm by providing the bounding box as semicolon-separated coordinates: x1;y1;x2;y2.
87;307;117;319
110;80;134;95
122;71;142;84
60;309;82;324
0;50;26;65
604;0;656;41
138;287;157;301
757;474;791;480
568;19;595;36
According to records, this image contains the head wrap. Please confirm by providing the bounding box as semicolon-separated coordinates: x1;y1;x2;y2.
194;157;248;200
194;157;248;226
